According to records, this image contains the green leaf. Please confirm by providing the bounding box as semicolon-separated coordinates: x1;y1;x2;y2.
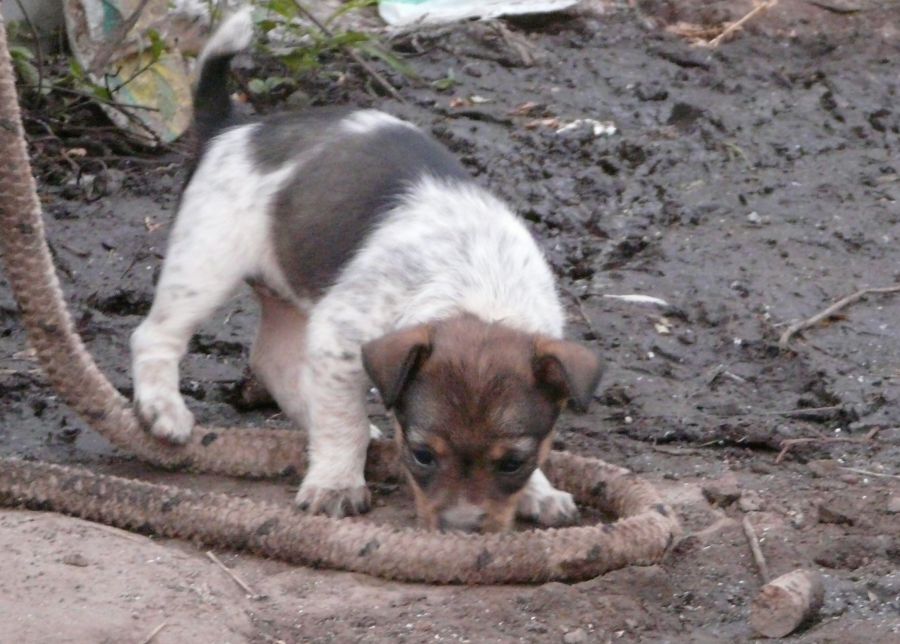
9;45;35;62
12;57;40;87
147;28;166;61
92;85;113;101
69;59;85;81
326;0;377;25
265;0;299;19
356;42;417;79
266;76;294;89
278;49;320;73
247;78;269;94
256;19;279;33
326;31;370;49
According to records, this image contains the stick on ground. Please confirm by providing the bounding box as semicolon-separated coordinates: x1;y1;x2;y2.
840;466;900;480
706;1;779;48
140;622;167;644
206;550;259;598
742;515;770;584
775;436;873;464
779;284;900;350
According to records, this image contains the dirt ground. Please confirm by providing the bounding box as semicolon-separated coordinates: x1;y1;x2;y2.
1;1;899;642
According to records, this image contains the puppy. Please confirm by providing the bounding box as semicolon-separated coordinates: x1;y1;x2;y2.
131;9;603;532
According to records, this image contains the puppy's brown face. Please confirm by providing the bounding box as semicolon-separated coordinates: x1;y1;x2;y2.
362;315;602;533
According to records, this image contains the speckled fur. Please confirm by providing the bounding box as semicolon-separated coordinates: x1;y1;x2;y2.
131;10;594;526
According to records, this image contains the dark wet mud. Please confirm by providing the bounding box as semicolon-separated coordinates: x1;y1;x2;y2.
1;1;898;641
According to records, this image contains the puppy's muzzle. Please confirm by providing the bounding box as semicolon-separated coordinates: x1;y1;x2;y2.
438;501;487;533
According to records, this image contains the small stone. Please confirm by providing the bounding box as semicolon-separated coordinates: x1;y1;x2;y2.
808;459;840;478
462;63;482;77
869;572;900;600
702;482;741;508
62;553;89;567
738;490;764;512
790;512;807;529
750;462;773;475
817;499;856;526
563;628;588;644
814;536;885;570
887;495;900;514
747;211;762;225
284;89;311;109
529;582;584;614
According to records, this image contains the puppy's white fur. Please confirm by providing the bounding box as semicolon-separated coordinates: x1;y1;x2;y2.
132;75;573;522
294;170;566;510
196;7;254;68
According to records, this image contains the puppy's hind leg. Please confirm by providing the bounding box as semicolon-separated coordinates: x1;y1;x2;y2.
247;287;309;423
131;197;261;444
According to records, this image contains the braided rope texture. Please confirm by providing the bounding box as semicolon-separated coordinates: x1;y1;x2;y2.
0;18;679;583
0;452;678;583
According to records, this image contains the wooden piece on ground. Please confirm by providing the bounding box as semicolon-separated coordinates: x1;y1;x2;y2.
750;569;825;638
707;1;779;48
206;550;259;598
140;622;167;644
741;515;770;583
778;284;900;350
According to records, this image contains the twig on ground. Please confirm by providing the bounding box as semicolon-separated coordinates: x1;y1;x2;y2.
292;1;406;103
806;0;862;15
759;405;843;417
775;436;873;464
206;550;260;598
140;622;167;644
86;521;150;543
41;85;160;112
490;22;536;66
602;293;671;307
742;515;770;584
651;445;702;456
779;284;900;350
840;466;900;480
111;53;163;95
562;288;601;341
865;427;882;440
706;1;779;48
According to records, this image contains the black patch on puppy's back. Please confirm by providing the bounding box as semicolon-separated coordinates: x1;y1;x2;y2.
250;107;355;171
269;115;470;296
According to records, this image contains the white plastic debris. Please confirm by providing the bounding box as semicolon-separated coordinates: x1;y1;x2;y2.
555;118;617;137
378;0;580;27
602;294;671;307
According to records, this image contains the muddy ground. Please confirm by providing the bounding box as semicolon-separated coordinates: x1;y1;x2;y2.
1;0;899;641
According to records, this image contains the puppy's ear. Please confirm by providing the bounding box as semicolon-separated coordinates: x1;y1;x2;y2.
533;339;603;412
362;325;432;409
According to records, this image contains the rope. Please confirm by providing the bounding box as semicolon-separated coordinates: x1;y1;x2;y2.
0;17;679;583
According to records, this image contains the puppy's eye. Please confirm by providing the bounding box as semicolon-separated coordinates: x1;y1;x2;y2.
496;455;525;475
411;447;436;468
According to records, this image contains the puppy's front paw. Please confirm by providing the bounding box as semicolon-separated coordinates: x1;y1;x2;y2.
295;484;371;517
135;390;194;445
518;486;579;527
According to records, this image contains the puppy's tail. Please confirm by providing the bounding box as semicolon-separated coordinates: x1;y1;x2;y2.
193;7;254;147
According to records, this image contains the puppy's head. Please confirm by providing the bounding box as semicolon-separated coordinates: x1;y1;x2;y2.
362;315;602;533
